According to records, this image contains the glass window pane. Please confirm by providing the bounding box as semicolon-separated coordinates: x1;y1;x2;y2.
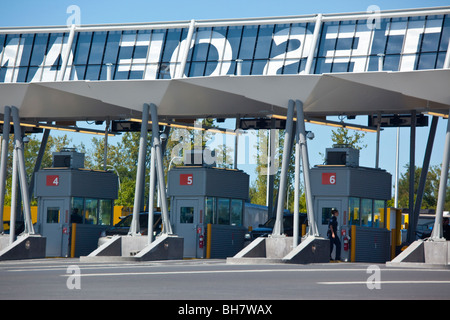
71;197;84;224
361;199;373;227
85;198;98;224
19;34;34;67
238;25;258;59
30;33;49;66
439;15;450;51
417;52;437;70
374;200;385;228
85;64;101;80
254;24;274;60
349;197;360;225
74;32;92;65
191;28;211;61
161;28;183;62
218;198;230;225
47;207;60;223
230;199;243;226
88;32;107;65
224;26;243;61
180;206;194;223
103;31;121;64
205;197;216;224
99;199;113;225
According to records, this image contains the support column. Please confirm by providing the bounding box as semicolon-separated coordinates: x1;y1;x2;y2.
0;106;11;233
296;100;318;237
147;145;156;244
11;106;34;235
273;100;295;236
266;118;276;218
407;110;416;243
412;116;438;236
9;148;18;244
293;113;301;247
431;111;450;240
28;129;50;199
129;104;149;235
150;103;172;234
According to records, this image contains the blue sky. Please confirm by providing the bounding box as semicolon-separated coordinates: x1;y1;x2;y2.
1;0;449;188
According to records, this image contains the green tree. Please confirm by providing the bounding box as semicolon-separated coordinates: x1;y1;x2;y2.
331;127;367;150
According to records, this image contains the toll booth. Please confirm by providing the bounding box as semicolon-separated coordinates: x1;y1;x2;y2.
311;146;392;262
34;149;118;257
167;166;249;258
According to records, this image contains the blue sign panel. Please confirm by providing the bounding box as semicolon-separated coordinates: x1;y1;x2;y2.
0;12;449;83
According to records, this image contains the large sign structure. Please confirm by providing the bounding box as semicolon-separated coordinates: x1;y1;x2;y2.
0;7;449;83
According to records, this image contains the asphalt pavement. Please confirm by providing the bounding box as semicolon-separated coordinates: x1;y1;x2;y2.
0;258;449;303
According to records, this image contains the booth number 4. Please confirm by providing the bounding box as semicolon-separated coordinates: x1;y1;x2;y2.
322;173;336;185
46;175;60;186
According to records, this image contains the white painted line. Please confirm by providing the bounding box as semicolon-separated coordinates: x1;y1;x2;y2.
319;280;450;285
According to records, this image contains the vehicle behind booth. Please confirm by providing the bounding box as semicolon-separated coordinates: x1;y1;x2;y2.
98;212;162;246
245;213;308;241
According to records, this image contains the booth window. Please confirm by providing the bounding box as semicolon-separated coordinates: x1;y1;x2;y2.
46;207;60;223
218;198;230;225
180;206;194;223
374;200;385;228
71;197;84;223
70;197;113;225
321;207;333;225
348;197;360;225
230;199;243;226
99;199;113;225
361;198;373;227
205;197;216;224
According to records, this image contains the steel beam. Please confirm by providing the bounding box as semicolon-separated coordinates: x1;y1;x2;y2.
150;103;172;234
11;106;34;234
129;103;149;235
0;106;11;233
273;99;295;236
431;111;450;240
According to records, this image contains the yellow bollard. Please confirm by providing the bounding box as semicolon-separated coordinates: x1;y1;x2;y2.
351;225;356;262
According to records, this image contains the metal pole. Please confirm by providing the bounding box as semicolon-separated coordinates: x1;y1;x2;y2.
375;112;381;169
304;13;322;75
431;111;450;240
0;106;11;233
234;115;240;169
394;127;400;208
273;99;295;236
266;119;276;218
103;119;109;170
177;19;196;79
407;110;416;243
296;100;318;236
9;148;18;244
412;116;438;236
293;115;301;247
147;145;156;244
377;53;385;71
28;128;50;199
11;106;34;234
150;103;172;234
129;104;149;235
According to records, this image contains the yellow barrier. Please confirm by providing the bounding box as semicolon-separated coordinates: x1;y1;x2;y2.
351;225;356;262
206;223;212;259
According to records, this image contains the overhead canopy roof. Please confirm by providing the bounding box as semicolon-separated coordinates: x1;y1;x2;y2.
0;68;449;122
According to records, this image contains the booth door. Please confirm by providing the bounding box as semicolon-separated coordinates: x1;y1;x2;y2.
41;199;65;257
174;199;199;258
317;199;343;238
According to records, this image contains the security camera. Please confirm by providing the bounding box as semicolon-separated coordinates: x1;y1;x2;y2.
306;131;315;140
160;133;167;142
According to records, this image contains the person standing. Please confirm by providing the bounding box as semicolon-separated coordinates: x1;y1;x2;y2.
328;209;341;261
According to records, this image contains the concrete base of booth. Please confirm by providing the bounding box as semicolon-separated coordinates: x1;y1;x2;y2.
80;234;184;262
227;235;329;264
0;234;46;261
387;239;450;269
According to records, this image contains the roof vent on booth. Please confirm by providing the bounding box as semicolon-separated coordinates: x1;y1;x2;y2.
52;148;85;169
